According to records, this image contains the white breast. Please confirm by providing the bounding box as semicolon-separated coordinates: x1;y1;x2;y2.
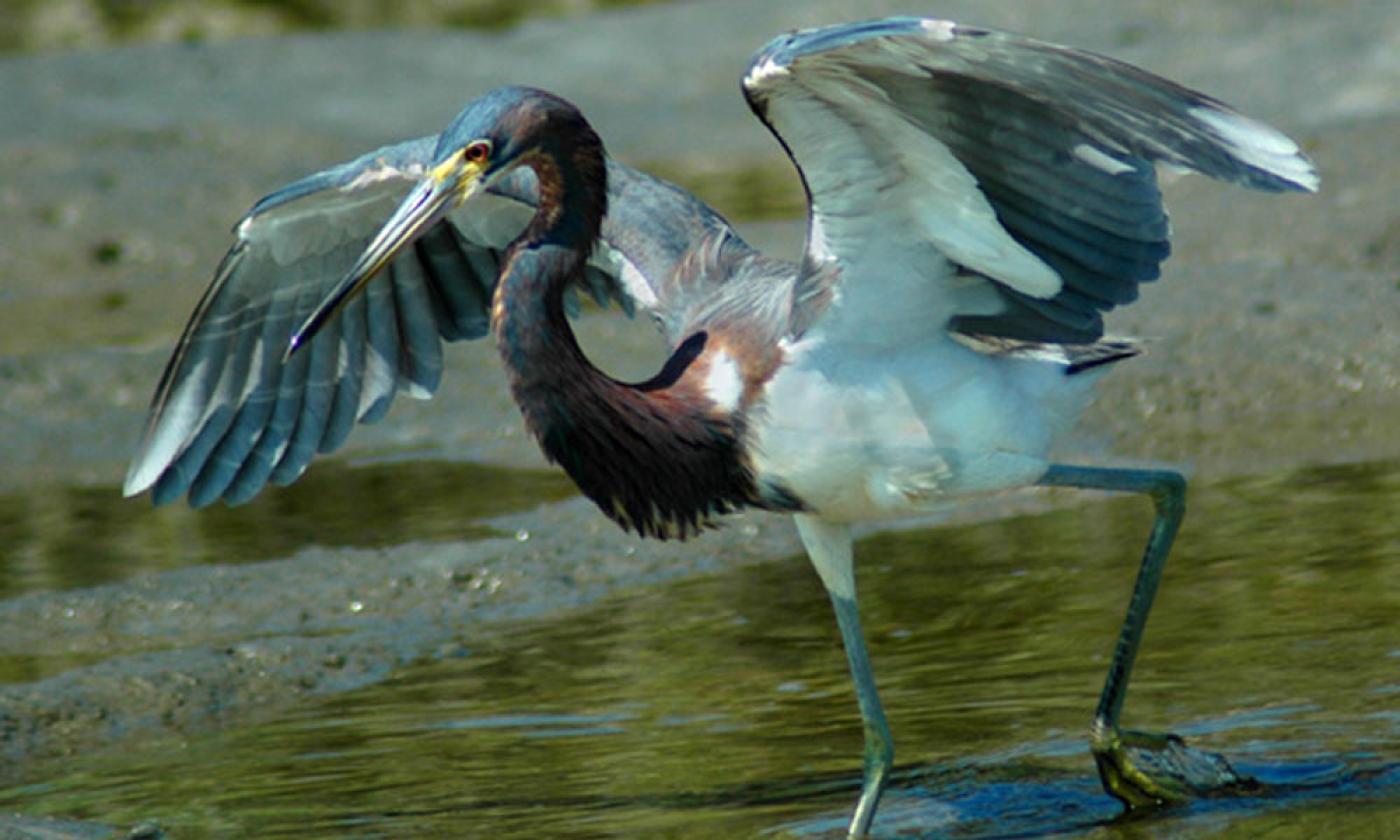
748;330;1090;523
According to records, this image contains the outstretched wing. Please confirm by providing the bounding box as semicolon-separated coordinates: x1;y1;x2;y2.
742;17;1318;343
125;135;753;507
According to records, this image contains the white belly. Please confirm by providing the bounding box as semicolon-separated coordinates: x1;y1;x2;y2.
749;331;1090;523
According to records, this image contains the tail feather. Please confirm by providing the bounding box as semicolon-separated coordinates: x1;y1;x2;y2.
951;332;1141;375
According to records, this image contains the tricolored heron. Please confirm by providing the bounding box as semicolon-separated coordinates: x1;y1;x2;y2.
125;17;1317;837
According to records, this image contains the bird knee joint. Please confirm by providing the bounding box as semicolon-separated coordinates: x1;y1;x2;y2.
1150;471;1186;515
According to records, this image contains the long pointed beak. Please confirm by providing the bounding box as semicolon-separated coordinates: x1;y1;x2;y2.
285;167;469;360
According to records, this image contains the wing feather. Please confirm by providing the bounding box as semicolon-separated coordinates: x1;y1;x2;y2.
388;259;445;398
126;132;763;506
415;224;495;341
225;292;313;504
270;305;338;487
361;258;402;424
319;290;368;456
743;17;1318;343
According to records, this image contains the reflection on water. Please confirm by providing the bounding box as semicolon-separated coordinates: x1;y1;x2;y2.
2;460;1398;837
0;459;575;599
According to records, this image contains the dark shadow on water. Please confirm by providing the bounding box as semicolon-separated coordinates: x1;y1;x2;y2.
1;459;1397;837
0;459;576;598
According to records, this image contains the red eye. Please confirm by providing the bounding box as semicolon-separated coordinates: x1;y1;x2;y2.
463;142;490;163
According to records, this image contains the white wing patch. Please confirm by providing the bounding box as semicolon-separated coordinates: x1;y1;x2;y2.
344;158;427;191
806;211;837;266
1073;143;1136;175
703;349;743;412
743;55;790;88
918;18;957;41
123;356;211;496
1189;106;1320;192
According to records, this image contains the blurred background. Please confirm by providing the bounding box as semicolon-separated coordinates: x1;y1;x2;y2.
0;0;664;51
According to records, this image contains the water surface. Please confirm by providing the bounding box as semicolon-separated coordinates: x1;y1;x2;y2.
0;459;575;600
2;461;1396;837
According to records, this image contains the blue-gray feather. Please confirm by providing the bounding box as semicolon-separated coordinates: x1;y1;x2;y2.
126;131;757;505
246;136;437;221
744;16;1317;342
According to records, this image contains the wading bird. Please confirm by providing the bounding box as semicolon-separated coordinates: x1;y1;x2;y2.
125;17;1317;837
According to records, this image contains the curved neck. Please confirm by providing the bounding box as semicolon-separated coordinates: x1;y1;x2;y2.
491;134;606;386
489;135;760;539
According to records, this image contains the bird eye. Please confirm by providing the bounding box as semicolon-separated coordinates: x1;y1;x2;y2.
463;142;491;164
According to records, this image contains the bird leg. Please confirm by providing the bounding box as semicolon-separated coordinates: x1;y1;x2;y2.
1037;465;1257;807
795;516;894;839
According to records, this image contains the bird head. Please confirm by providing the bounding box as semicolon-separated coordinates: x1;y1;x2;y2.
285;86;574;358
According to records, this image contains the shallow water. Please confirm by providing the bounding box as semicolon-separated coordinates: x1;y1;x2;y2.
2;460;1397;837
0;459;575;600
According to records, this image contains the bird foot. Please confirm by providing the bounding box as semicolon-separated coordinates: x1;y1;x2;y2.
1090;723;1260;808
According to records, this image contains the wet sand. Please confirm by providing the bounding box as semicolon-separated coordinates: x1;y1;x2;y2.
2;0;1398;835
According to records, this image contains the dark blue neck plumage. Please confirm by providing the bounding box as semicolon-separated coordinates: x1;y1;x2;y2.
488;136;762;539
